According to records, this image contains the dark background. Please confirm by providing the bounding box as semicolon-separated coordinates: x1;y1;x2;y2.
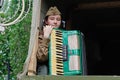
49;0;120;75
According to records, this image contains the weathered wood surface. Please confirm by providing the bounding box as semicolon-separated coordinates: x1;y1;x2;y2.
76;1;120;10
17;0;41;79
22;75;120;80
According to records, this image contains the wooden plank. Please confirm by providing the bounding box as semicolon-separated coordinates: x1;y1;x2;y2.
25;0;41;75
76;1;120;10
17;0;41;79
22;75;120;80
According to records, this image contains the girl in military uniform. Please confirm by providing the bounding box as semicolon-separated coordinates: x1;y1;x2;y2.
36;6;62;75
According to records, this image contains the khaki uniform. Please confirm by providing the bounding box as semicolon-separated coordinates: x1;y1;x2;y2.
28;31;50;75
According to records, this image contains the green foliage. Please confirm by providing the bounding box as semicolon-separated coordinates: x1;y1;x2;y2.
0;10;32;80
0;0;19;22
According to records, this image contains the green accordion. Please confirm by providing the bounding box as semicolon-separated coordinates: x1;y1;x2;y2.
48;29;86;76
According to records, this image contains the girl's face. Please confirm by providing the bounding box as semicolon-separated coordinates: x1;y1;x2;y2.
45;15;61;28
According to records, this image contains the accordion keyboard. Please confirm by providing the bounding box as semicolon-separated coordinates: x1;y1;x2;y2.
50;29;64;75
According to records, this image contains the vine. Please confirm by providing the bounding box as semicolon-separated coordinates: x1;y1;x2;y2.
0;0;32;79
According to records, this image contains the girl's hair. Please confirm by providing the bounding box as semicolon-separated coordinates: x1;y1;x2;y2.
41;16;48;30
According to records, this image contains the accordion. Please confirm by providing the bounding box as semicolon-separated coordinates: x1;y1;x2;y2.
48;29;87;75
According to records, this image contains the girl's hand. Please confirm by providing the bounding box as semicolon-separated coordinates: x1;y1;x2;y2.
43;25;53;38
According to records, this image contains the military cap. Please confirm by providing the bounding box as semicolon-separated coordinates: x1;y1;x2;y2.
46;6;61;16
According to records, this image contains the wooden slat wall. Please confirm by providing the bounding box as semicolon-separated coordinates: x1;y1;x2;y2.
76;1;120;10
